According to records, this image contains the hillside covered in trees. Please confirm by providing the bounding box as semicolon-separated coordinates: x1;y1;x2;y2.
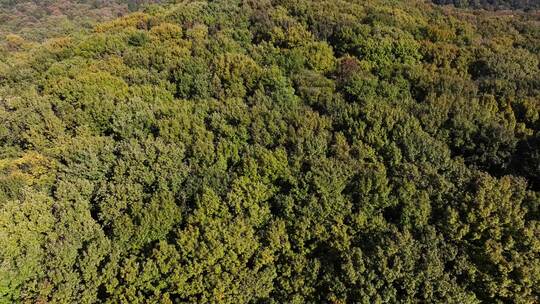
0;0;161;45
0;0;539;303
432;0;540;10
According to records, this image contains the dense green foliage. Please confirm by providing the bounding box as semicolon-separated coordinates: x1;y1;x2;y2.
0;0;539;303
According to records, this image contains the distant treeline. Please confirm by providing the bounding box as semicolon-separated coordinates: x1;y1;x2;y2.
0;0;161;42
432;0;540;10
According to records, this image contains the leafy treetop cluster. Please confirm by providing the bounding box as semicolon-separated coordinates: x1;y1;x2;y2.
0;0;539;303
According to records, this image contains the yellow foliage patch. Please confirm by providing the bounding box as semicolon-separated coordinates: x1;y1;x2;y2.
150;22;183;40
43;36;73;52
94;12;150;33
0;151;56;186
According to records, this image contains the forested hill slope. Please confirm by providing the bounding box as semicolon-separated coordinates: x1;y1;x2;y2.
1;0;539;303
432;0;540;10
0;0;161;44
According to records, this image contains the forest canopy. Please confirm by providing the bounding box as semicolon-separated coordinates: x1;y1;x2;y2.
0;0;539;303
0;0;161;44
432;0;540;10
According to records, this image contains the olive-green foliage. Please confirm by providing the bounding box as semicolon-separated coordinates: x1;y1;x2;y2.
0;0;539;303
